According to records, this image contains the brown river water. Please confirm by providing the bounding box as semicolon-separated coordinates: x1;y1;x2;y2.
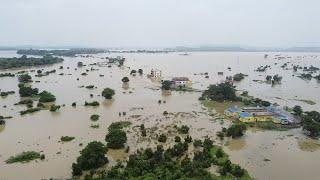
0;51;319;180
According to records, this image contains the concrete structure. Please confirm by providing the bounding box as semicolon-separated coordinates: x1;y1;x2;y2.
225;105;298;124
171;77;192;87
150;69;162;78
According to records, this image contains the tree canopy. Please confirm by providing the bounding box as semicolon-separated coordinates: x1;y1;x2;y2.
39;91;56;103
72;141;108;176
102;88;115;99
202;82;237;102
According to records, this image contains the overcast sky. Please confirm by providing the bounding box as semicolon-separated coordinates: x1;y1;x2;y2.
0;0;319;48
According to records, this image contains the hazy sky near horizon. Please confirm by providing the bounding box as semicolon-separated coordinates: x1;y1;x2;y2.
0;0;319;48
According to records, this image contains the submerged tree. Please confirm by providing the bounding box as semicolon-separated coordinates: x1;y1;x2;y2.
101;88;115;99
121;77;130;83
72;141;108;176
202;82;237;102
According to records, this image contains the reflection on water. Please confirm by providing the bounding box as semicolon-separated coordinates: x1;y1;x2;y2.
0;125;5;133
227;137;246;151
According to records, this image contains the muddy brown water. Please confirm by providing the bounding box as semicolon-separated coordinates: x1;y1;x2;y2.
0;51;320;179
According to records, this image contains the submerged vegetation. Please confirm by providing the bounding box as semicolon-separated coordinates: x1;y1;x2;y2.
6;151;41;164
105;122;129;149
201;82;238;102
102;88;115;99
80;138;251;180
72;141;108;176
39;91;56;103
60;136;75;142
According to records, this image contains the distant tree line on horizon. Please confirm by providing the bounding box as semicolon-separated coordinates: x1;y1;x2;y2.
17;48;106;57
0;55;63;69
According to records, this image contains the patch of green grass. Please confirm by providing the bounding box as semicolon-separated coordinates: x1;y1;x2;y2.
6;151;41;164
60;136;75;142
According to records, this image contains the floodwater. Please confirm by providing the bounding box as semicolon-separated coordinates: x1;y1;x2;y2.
0;51;320;180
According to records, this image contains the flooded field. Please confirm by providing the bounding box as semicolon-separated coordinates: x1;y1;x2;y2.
0;51;320;179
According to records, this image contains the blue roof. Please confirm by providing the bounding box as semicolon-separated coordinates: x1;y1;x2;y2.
239;112;252;118
227;106;240;113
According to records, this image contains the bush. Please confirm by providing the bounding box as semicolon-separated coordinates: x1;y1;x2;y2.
158;134;167;142
90;114;100;121
6;151;41;164
19;86;38;97
121;77;130;83
178;125;190;134
60;136;75;142
141;129;147;137
85;85;95;89
50;104;60;112
202;82;237;102
102;88;115;99
232;164;245;177
175;136;181;142
226;123;247;138
184;135;192;143
20;108;41;115
84;101;100;106
39;91;56;103
18;74;32;83
293;105;303;116
193;139;203;147
161;80;172;90
233;73;246;81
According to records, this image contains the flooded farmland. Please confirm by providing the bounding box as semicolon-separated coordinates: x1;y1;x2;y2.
0;50;320;180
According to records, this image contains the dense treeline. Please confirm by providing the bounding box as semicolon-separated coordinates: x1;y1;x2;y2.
17;48;105;57
79;138;250;180
0;55;63;69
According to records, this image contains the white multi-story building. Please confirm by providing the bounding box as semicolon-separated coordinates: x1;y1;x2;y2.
150;69;162;78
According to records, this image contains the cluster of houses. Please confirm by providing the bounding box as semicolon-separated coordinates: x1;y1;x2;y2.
225;105;297;125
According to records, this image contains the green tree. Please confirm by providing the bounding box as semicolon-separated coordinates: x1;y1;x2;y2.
121;77;130;83
105;129;127;149
226;123;247;138
102;88;115;99
19;86;38;97
202;82;237;102
161;80;172;90
158;134;167;142
72;141;108;176
18;74;32;83
39;91;56;102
